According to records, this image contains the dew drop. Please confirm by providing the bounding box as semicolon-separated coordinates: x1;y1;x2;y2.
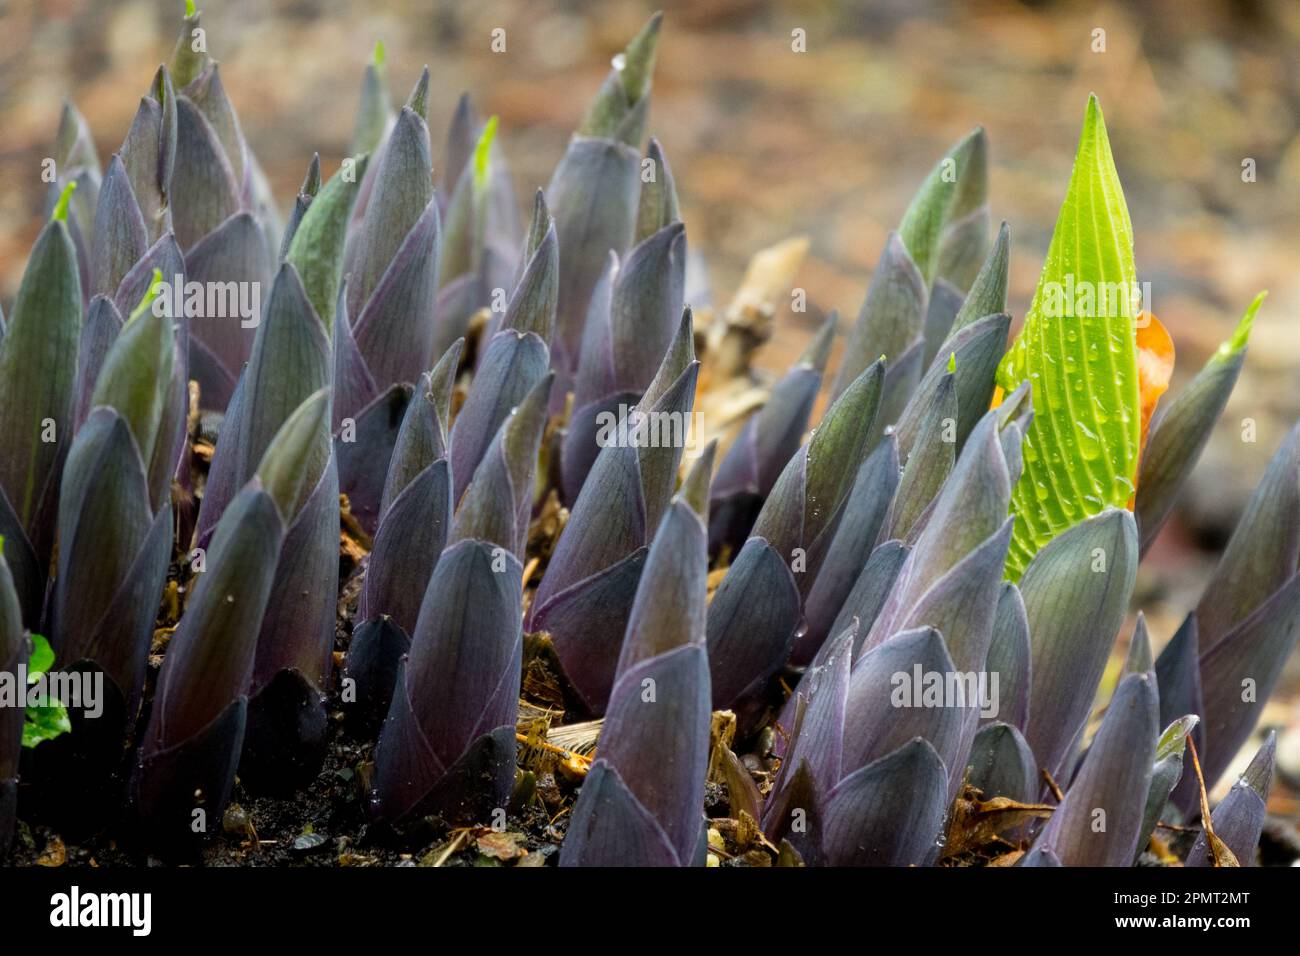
1091;395;1109;425
1077;422;1101;460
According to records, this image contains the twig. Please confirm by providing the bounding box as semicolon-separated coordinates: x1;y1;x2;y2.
1186;735;1238;867
521;556;540;589
430;829;470;868
514;732;592;768
1041;769;1065;803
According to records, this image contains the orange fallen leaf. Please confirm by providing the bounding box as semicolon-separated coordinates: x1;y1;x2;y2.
1134;310;1175;473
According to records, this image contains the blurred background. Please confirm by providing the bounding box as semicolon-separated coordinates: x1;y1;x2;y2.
1;0;1298;795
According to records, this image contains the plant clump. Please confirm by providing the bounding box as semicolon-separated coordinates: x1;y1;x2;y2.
0;7;1292;868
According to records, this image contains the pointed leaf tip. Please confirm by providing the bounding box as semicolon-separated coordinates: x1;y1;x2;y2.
621;11;663;103
639;306;696;411
257;388;331;521
128;267;167;323
372;39;386;67
523;188;552;259
406;67;430;119
302;153;322;197
1220;291;1265;357
185;0;196;18
1242;730;1277;799
950;220;1010;335
1155;714;1198;760
896;127;985;282
680;440;716;519
474;116;500;191
800;311;837;372
1125;612;1153;675
52;180;77;222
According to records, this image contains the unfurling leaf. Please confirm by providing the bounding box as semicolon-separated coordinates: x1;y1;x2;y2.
999;96;1143;580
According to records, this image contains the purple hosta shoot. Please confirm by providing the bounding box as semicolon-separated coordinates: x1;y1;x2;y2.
435;112;522;358
163;11;282;411
449;191;558;501
562;143;686;500
1158;421;1300;817
706;358;884;726
331;71;443;532
764;623;950;866
344;340;461;734
548;13;662;376
1027;672;1158;866
1135;294;1264;555
1185;732;1276;866
47;101;101;300
45;276;178;787
371;374;552;827
708;311;836;557
0;544;28;856
238;389;339;791
0;185;83;627
793;439;901;665
131;425;300;849
191;229;339;793
562;444;715;866
830;128;989;405
341;69;440;394
531;311;699;715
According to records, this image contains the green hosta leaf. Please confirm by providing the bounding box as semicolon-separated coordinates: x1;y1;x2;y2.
22;704;70;748
473;115;498;196
1156;714;1198;762
286;155;368;333
256;388;332;523
0;194;83;532
27;632;53;678
23;634;70;748
578;12;661;145
897;127;986;283
998;96;1141;580
90;270;175;469
171;2;208;88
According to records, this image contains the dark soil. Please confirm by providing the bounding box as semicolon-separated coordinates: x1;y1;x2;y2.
8;617;573;868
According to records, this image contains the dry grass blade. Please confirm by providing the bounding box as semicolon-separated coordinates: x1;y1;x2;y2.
1186;735;1240;867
